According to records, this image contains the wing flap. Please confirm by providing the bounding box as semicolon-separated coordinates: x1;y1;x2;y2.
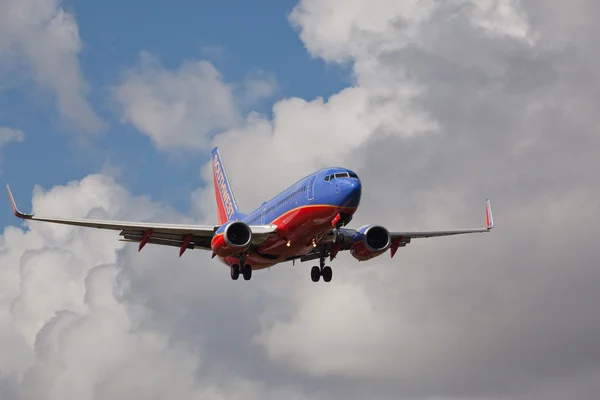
120;236;196;250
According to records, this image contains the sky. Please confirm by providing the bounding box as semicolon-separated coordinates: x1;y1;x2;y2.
1;0;600;399
0;0;350;228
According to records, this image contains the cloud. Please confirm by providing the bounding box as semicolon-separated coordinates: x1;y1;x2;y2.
0;0;105;133
205;0;600;398
0;127;24;174
0;175;314;400
112;52;278;152
0;127;24;146
3;0;600;399
241;70;279;107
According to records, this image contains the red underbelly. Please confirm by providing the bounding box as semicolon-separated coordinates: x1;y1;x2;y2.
221;204;355;269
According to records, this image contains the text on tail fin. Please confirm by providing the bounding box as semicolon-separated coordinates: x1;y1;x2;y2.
212;148;239;224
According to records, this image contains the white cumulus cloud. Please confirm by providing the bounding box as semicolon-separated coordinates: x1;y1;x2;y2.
0;175;313;400
112;52;278;151
0;0;105;133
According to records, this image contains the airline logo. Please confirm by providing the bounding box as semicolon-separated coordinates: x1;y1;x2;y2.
213;154;235;220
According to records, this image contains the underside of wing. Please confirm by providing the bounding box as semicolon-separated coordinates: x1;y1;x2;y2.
391;198;494;240
299;199;494;262
7;185;277;256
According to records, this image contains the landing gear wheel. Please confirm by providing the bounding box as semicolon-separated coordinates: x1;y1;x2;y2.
311;266;321;282
230;264;240;280
322;266;332;282
242;264;252;281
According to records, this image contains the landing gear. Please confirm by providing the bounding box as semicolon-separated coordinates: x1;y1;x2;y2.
230;264;240;280
332;228;344;245
231;254;252;281
242;264;252;281
310;250;333;283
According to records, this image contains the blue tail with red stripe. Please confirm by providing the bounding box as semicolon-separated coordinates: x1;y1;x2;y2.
212;147;244;224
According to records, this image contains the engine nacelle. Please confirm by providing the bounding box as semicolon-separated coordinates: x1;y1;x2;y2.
211;221;252;257
350;225;391;261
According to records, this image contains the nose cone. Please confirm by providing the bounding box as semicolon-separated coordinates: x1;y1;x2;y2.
339;179;362;208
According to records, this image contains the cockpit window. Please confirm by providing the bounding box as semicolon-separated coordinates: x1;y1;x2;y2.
326;171;358;181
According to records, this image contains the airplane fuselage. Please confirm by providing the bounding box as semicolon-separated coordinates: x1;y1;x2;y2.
217;167;362;270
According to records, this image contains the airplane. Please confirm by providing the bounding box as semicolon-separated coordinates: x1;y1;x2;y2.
6;147;494;282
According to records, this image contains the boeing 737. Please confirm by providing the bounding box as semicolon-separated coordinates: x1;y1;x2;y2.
7;147;494;282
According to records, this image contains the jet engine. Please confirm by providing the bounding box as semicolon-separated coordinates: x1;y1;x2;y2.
211;221;252;257
350;225;391;261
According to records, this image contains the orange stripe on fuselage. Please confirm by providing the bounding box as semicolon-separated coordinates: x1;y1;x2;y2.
213;204;357;270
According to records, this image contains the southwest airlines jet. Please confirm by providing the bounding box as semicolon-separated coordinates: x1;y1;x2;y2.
7;148;494;282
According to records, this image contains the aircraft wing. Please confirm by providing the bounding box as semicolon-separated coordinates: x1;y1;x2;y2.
389;198;494;239
6;185;277;255
298;199;494;262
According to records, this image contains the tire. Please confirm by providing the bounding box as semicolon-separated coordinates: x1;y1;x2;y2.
311;266;321;282
231;264;240;280
242;264;252;281
322;266;332;282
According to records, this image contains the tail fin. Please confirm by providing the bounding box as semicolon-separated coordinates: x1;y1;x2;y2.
212;147;241;224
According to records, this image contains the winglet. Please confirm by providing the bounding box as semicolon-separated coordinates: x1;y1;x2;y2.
485;198;494;230
6;185;34;219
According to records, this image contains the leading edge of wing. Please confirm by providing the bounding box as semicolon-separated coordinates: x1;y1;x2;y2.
391;199;494;239
6;184;276;237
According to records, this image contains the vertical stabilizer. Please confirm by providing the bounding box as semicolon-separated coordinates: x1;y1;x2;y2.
212;147;241;224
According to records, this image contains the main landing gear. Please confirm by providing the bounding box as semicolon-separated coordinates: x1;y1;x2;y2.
230;264;252;281
230;255;252;281
311;253;332;283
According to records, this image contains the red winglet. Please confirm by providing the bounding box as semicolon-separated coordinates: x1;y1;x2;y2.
6;185;34;219
485;199;494;230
